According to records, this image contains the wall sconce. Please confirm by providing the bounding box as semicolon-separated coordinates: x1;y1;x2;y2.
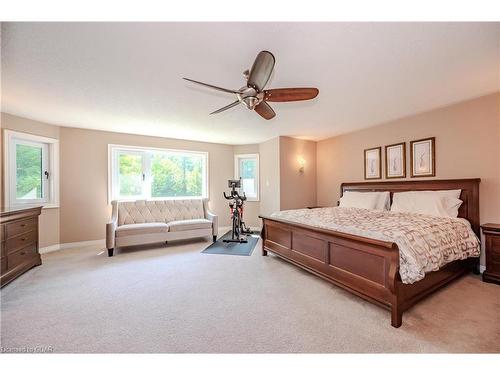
297;156;306;174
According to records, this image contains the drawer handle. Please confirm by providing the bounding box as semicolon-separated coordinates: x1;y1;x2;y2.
20;224;26;227
21;237;27;241
20;251;26;255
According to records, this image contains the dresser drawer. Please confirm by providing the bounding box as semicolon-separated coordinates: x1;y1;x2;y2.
0;206;42;287
6;217;37;239
7;244;38;270
6;230;37;254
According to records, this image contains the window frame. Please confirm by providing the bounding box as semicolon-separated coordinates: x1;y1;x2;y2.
108;144;209;203
3;129;60;208
234;153;260;202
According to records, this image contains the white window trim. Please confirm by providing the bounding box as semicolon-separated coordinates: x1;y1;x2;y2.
107;144;209;204
234;153;260;202
3;129;60;209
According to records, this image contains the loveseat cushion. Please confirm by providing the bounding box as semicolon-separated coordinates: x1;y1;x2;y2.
115;222;169;237
168;219;212;232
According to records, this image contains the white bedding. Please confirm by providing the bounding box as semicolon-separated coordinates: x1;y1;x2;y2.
271;207;480;284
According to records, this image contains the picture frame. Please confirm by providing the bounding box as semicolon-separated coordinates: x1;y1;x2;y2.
385;142;406;179
364;147;382;180
410;137;435;177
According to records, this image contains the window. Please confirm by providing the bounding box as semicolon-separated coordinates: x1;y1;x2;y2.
109;145;208;201
234;153;259;201
3;130;59;207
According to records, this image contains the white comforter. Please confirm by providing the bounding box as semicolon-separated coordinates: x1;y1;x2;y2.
271;207;480;284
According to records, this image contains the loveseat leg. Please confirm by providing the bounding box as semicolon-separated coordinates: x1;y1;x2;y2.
213;235;217;242
108;248;114;257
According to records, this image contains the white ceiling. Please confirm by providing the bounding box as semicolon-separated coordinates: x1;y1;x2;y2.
1;22;499;145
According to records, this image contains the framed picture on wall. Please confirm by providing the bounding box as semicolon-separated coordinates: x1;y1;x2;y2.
385;142;406;179
410;137;435;177
364;147;382;180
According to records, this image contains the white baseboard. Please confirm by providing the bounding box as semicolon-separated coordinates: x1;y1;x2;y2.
39;244;61;254
40;239;105;254
40;226;260;254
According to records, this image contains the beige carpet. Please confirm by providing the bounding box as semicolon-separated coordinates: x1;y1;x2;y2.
1;236;499;353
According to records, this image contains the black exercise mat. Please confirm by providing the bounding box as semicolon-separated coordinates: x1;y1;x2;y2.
202;231;260;256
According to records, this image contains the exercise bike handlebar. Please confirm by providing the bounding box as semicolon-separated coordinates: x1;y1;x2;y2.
223;191;247;201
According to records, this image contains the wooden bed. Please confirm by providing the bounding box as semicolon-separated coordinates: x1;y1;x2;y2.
259;179;480;327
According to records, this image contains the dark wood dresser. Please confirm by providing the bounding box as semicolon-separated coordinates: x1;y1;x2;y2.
1;206;43;287
481;223;500;285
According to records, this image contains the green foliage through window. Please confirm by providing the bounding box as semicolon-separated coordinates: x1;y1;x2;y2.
151;153;202;197
119;153;143;196
240;159;256;179
16;144;43;199
116;149;205;199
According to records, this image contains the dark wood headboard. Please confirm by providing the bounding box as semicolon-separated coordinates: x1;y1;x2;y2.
340;179;481;236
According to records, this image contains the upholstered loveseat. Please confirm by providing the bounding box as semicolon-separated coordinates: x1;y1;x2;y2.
106;198;218;256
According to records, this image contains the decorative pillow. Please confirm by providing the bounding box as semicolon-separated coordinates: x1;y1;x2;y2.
339;191;390;211
391;190;463;218
377;192;391;211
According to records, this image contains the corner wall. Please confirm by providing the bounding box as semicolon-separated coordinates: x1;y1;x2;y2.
259;137;280;217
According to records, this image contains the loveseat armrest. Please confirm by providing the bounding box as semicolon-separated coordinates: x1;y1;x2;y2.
205;209;218;236
106;201;119;249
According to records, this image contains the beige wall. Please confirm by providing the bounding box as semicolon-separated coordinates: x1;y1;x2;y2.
279;136;317;210
259;137;280;217
3;92;497;248
0;112;285;245
0;113;61;248
59;127;235;243
317;92;500;265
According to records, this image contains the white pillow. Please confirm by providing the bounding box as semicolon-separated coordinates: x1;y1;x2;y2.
391;190;463;218
377;191;391;211
434;189;461;200
339;191;390;211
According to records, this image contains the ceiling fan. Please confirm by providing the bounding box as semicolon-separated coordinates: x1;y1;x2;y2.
183;51;319;120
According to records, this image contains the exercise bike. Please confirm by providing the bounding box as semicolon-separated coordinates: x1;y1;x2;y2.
223;179;253;243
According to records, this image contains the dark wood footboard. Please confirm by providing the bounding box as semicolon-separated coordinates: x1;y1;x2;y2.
259;176;480;327
260;216;476;327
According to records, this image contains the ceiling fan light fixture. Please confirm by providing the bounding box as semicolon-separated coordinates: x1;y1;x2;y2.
243;96;259;110
183;50;319;120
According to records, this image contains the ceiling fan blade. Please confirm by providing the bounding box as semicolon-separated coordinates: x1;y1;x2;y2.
183;77;239;94
254;101;276;120
264;88;319;102
247;51;275;91
209;100;241;115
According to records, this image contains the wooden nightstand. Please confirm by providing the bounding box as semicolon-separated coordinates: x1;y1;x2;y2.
481;223;500;285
